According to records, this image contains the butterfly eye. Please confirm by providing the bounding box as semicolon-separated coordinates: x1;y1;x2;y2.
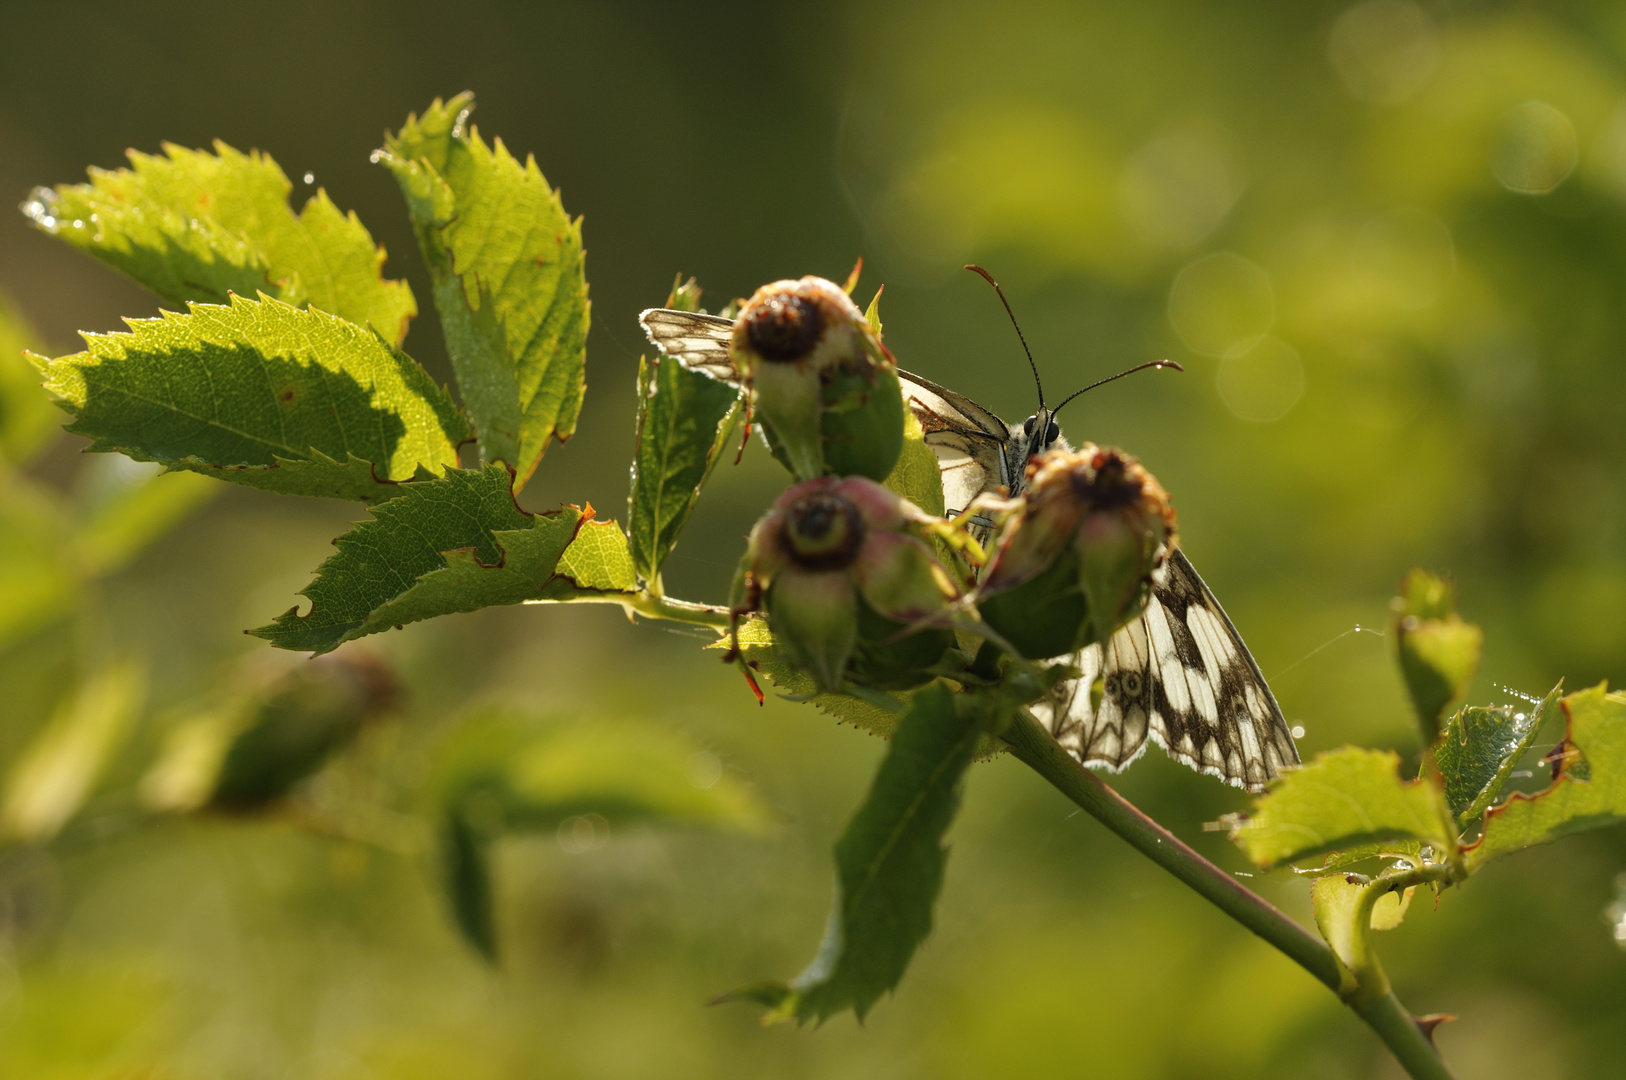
1045;420;1059;444
1023;416;1037;436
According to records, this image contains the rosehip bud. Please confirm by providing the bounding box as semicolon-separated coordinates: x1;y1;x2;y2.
732;277;904;483
736;476;956;692
975;446;1175;660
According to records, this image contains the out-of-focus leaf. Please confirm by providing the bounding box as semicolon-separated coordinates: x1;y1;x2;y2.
725;684;981;1023
1;659;145;843
628;352;744;587
251;465;583;654
74;456;219;576
432;708;771;957
140;652;399;812
0;293;61;464
1394;569;1482;742
712;616;906;739
379;93;589;489
1466;683;1626;870
1432;683;1561;827
0;472;77;652
34;295;469;502
23;141;416;343
1229;747;1457;868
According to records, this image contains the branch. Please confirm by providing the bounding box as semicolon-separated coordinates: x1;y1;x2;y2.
1000;708;1455;1080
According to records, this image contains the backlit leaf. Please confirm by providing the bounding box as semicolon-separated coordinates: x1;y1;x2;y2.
1466;683;1626;870
713;616;907;739
1432;683;1561;827
628;352;744;586
1229;747;1457;868
725;684;982;1022
380;94;589;488
0;472;77;652
1394;569;1482;742
250;465;583;654
0;294;61;464
24;141;415;343
34;295;469;502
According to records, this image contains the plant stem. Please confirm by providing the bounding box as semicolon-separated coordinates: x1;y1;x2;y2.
1000;708;1455;1080
533;590;733;629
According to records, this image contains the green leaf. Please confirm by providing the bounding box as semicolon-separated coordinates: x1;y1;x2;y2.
0;293;62;464
379;94;589;489
1310;874;1415;998
628;353;744;586
24;141;416;344
551;518;637;594
883;408;945;518
1466;683;1626;870
713;616;907;739
1432;682;1561;828
433;708;771;957
1;659;145;844
1229;747;1457;868
35;294;470;502
250;464;582;654
0;472;78;652
1393;569;1482;742
75;458;218;576
728;684;982;1022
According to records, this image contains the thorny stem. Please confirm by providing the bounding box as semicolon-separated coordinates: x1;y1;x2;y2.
1000;708;1456;1080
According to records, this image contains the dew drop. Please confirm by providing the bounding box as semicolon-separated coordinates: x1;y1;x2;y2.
368;149;384;164
303;171;314;185
71;219;84;229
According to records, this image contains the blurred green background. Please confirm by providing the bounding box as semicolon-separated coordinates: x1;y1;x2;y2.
3;0;1625;1076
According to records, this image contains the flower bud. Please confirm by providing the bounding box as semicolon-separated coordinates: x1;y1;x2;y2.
975;446;1175;660
735;476;956;692
732;277;904;483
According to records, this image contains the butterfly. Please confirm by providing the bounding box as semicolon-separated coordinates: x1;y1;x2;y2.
638;272;1299;791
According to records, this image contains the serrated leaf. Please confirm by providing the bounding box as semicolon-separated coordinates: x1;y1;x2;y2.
1229;747;1457;868
732;684;981;1022
251;464;583;654
1466;683;1626;870
1;660;144;844
553;519;637;593
1394;569;1482;742
380;94;589;489
433;708;771;957
712;616;907;739
35;294;469;501
24;141;415;344
1433;683;1561;827
628;353;744;586
0;293;61;464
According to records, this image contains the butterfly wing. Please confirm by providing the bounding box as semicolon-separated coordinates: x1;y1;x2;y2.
638;309;741;381
896;369;1019;528
1034;548;1299;792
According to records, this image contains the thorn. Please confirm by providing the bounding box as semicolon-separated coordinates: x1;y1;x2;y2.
740;662;765;706
1415;1013;1456;1043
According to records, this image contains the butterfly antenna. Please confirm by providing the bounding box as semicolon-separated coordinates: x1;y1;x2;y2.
965;264;1046;410
1051;360;1184;416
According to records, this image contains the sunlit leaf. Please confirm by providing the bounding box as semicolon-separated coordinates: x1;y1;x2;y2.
883;409;946;518
1394;569;1482;742
725;684;982;1023
379;93;588;489
1229;747;1457;868
1466;683;1626;870
1310;874;1415;988
550;519;637;594
24;141;416;344
34;295;469;502
0;293;61;464
628;352;744;587
1432;683;1561;827
433;708;772;958
1;659;145;844
251;465;583;654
